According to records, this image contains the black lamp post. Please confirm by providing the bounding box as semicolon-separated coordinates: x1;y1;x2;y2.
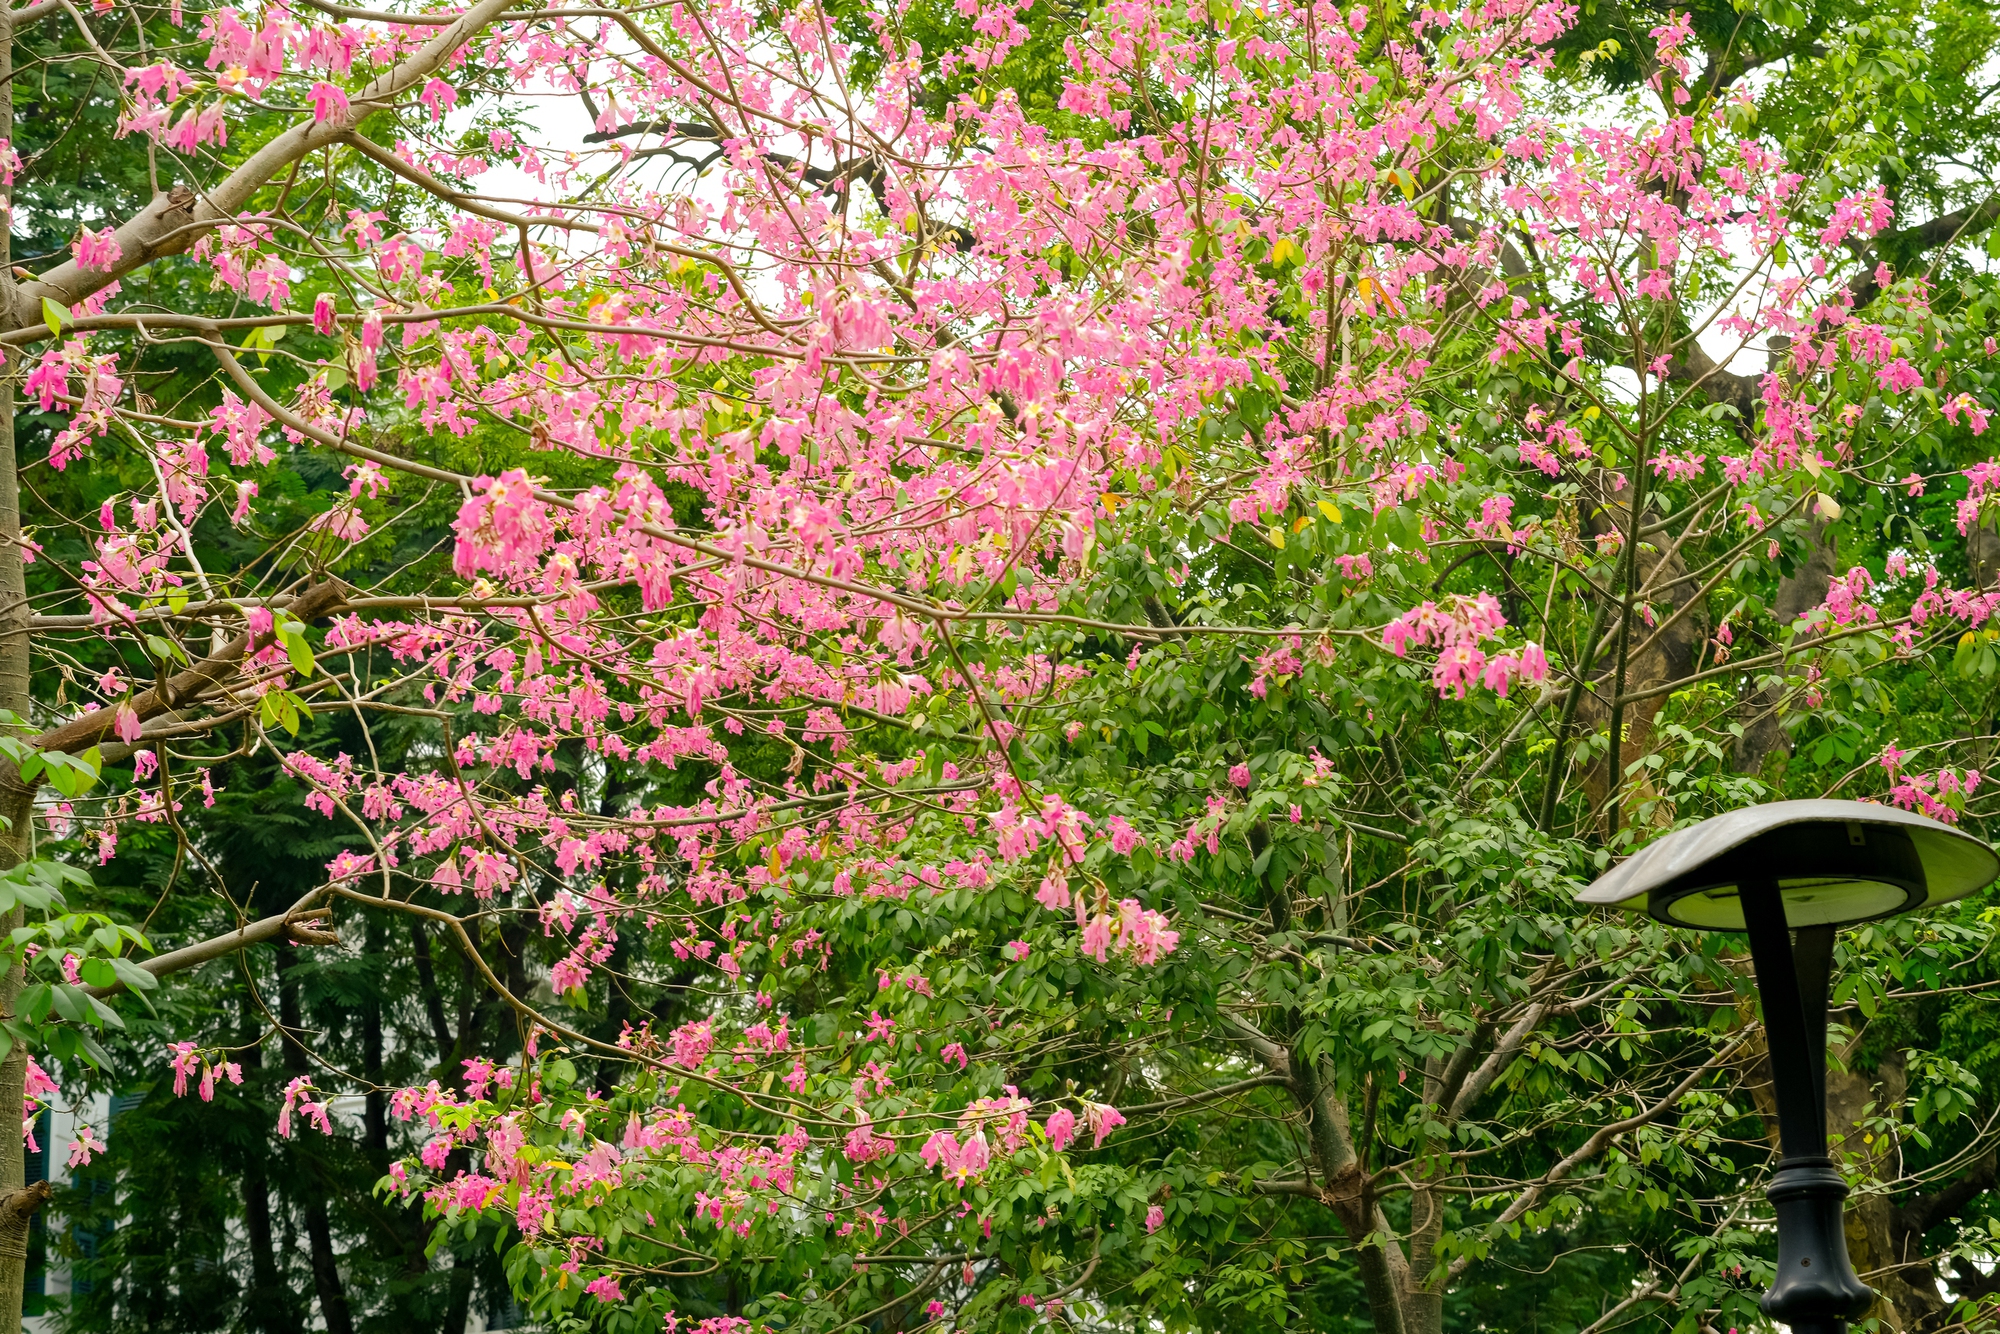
1577;799;2000;1334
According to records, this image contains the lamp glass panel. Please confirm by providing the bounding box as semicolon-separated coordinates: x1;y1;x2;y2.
1662;879;1912;930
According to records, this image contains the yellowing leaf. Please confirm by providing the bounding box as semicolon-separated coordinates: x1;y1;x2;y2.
1317;499;1343;523
1292;514;1310;533
1814;490;1842;520
1270;237;1299;266
1265;525;1286;549
1582;405;1600;420
767;845;783;879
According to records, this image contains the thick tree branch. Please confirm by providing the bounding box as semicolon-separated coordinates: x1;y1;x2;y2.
81;889;335;999
31;581;348;757
3;0;525;331
1121;1074;1293;1117
1893;1150;1998;1240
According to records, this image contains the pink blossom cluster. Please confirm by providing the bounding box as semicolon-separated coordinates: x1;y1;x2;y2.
1382;594;1550;699
167;1041;245;1102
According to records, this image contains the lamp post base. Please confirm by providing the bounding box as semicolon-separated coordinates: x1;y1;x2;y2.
1760;1156;1874;1331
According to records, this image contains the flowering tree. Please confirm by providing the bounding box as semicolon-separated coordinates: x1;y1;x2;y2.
5;0;2000;1327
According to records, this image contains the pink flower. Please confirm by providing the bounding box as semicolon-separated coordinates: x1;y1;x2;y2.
584;1274;624;1303
920;1128;992;1184
1520;641;1550;684
66;1125;105;1168
418;77;458;121
1145;1204;1165;1233
200;1061;242;1102
1045;1108;1076;1151
1081;914;1113;961
312;290;338;335
168;1041;200;1097
72;225;122;271
1228;763;1251;788
1005;940;1031;961
278;1075;333;1138
308;81;349;123
940;1042;969;1070
1086;1102;1126;1148
59;953;80;985
669;1019;713;1069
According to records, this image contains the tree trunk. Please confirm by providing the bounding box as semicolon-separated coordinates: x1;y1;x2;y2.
1291;1054;1412;1334
279;944;355;1334
0;8;41;1326
1571;475;1706;827
363;918;387;1158
442;1253;477;1334
1735;519;1838;775
239;994;301;1334
301;1199;354;1334
1969;518;2000;591
1822;1051;1947;1332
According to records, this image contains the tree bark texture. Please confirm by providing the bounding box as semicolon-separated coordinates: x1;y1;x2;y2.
1734;518;1838;776
0;10;41;1321
1571;474;1705;828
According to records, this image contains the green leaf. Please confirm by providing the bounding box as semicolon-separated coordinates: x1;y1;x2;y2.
48;984;86;1024
41;297;69;339
282;628;316;678
20;983;51;1025
73;1029;110;1068
108;957;158;992
143;632;188;665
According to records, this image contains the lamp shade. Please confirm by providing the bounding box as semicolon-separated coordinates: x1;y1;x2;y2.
1576;799;1999;930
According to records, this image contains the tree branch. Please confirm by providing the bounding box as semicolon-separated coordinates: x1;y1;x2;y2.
1449;1038;1748;1275
81;889;335;999
3;0;526;331
30;581;348;757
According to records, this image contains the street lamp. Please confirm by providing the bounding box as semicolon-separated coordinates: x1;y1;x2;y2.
1577;799;2000;1334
